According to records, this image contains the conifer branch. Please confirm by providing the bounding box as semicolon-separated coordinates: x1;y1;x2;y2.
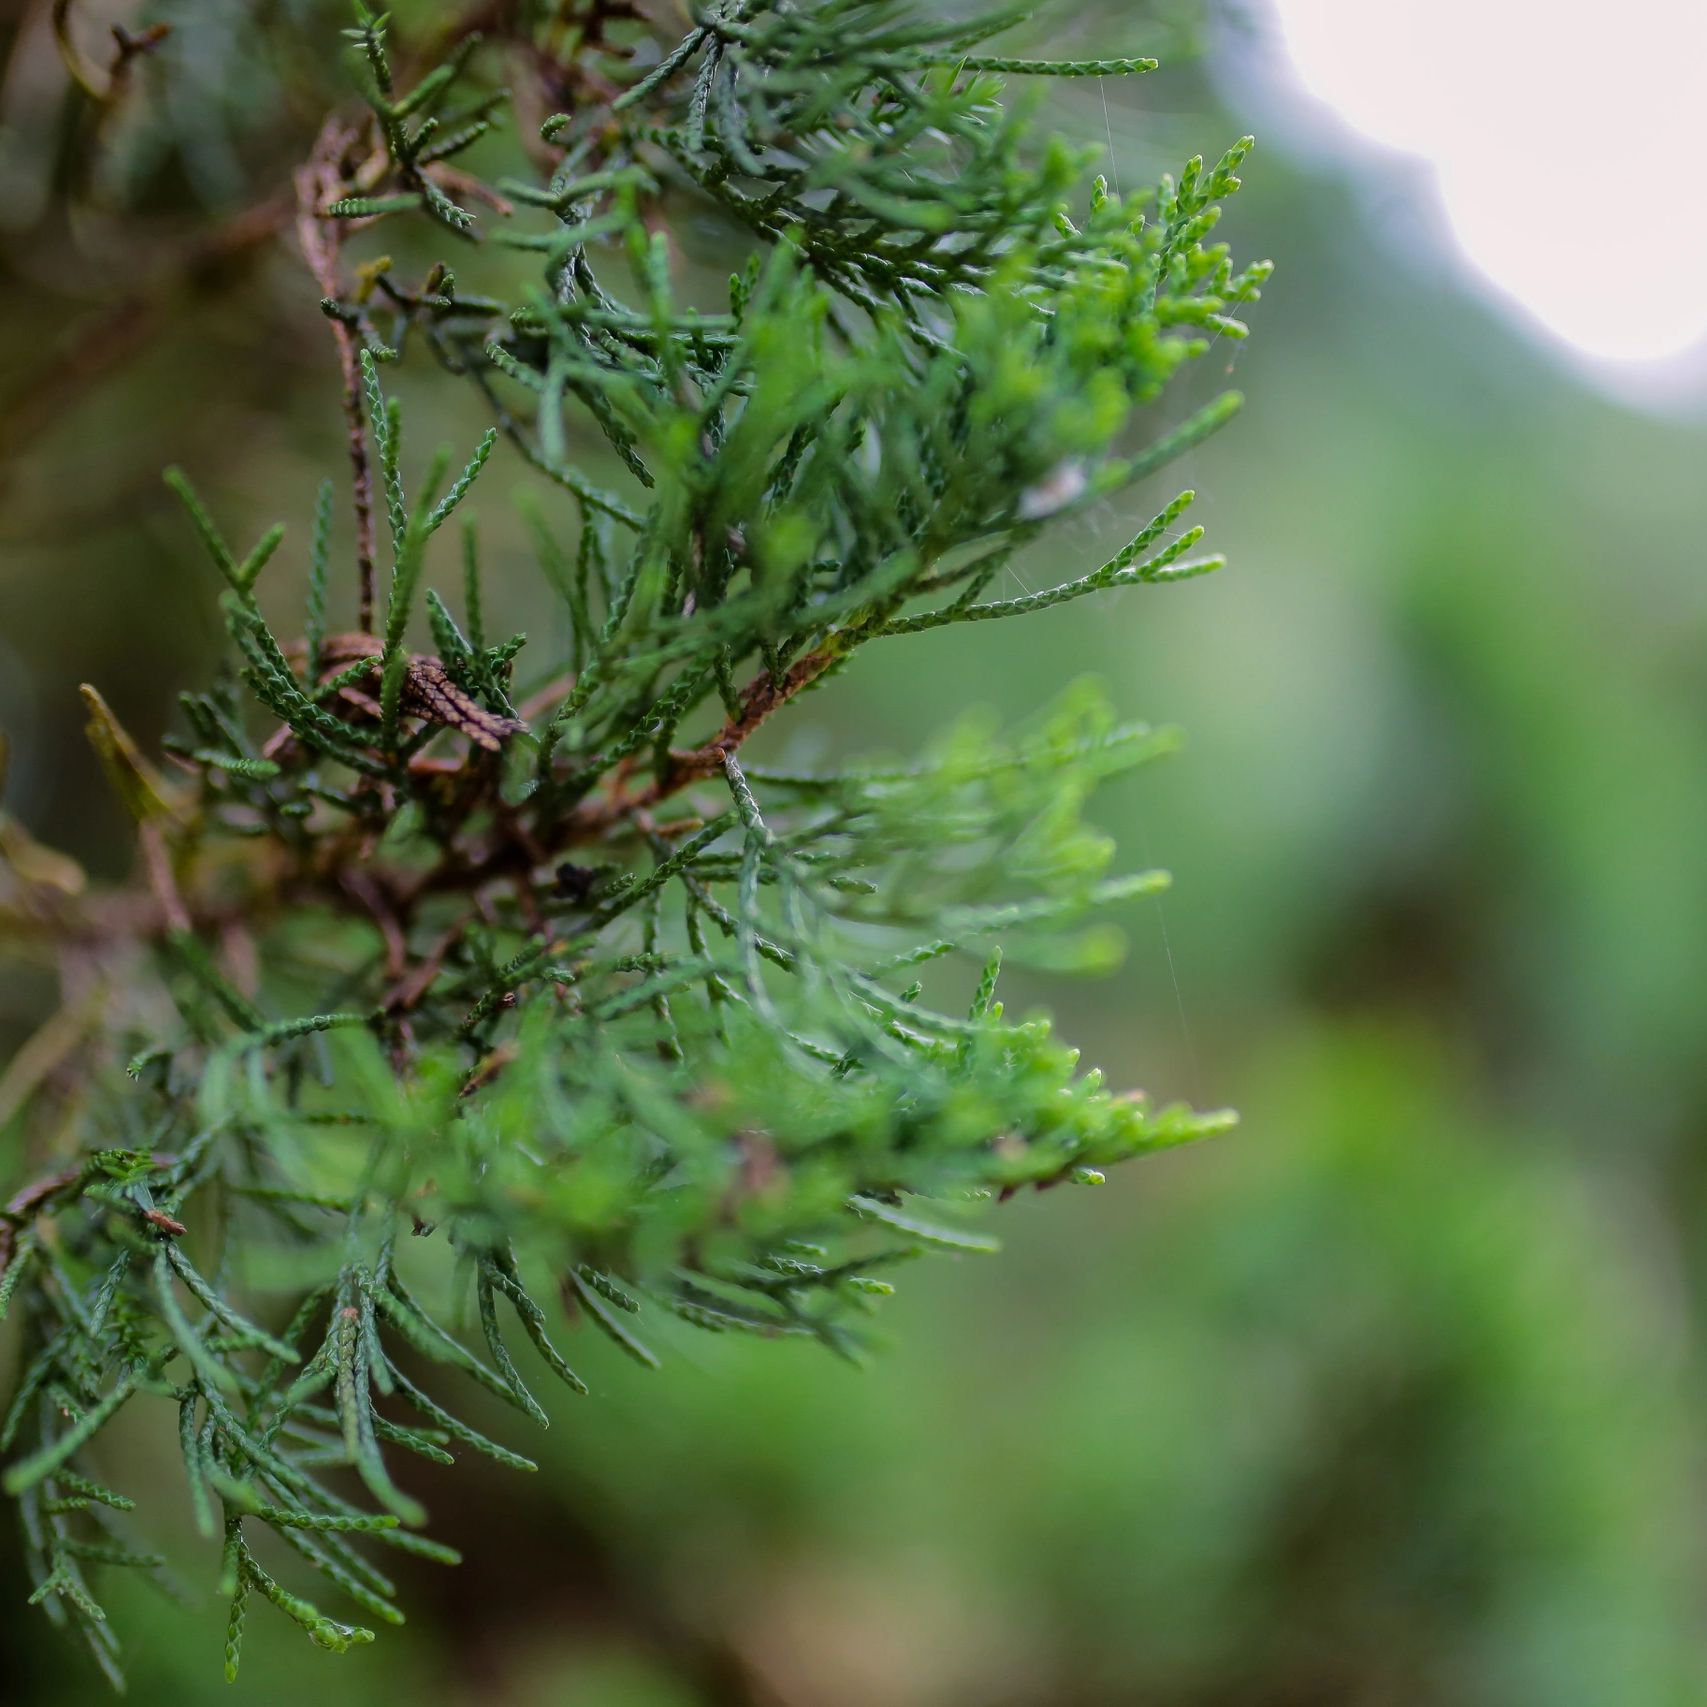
1;0;1268;1683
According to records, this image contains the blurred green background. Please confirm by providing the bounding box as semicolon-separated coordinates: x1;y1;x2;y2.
5;2;1707;1702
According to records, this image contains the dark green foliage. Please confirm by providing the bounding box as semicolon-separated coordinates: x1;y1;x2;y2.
0;0;1265;1683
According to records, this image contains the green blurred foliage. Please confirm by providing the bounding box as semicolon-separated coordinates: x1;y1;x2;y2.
5;1;1707;1702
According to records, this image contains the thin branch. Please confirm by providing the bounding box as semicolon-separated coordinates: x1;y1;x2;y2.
295;119;379;633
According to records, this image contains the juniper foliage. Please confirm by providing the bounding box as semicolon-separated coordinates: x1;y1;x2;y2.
0;0;1266;1683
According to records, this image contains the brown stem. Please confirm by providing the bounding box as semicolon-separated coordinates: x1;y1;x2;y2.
137;819;190;936
9;635;846;988
295;118;378;633
3;1165;83;1225
0;1163;83;1278
342;868;409;981
384;922;463;1015
585;639;844;825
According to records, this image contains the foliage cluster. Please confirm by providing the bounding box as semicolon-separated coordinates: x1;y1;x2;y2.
0;0;1264;1683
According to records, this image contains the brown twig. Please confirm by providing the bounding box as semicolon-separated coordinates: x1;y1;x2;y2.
137;819;190;936
383;639;846;910
3;1165;83;1225
342;868;410;982
515;673;577;723
426;163;515;217
0;1163;83;1279
383;922;464;1014
295;117;379;632
581;639;845;826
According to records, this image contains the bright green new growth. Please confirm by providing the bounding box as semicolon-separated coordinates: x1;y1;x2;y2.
0;0;1267;1685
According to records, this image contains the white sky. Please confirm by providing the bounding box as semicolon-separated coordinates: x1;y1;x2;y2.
1243;0;1707;402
